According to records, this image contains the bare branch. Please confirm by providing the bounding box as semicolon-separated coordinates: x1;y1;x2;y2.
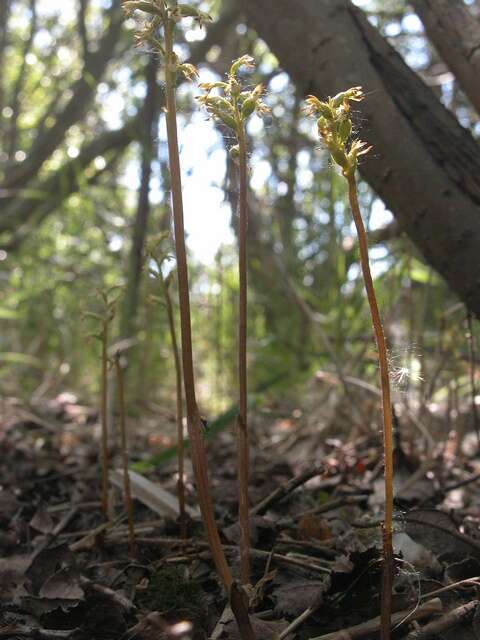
77;0;91;64
2;3;124;190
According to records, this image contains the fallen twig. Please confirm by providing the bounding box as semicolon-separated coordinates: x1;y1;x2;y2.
30;505;78;561
251;466;324;516
70;512;125;552
278;605;316;639
131;538;331;574
80;576;135;612
294;494;369;520
442;472;480;493
308;597;442;640
0;626;76;639
406;599;478;639
419;576;480;600
275;537;336;559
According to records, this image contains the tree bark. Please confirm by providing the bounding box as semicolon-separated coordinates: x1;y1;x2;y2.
411;0;480;114
243;0;480;318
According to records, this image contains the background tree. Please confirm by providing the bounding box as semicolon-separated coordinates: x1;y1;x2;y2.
242;0;480;318
0;0;478;438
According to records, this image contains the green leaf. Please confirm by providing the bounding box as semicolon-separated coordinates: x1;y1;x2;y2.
410;260;431;283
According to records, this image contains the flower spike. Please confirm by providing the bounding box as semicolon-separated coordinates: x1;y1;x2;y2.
197;56;270;133
305;86;370;177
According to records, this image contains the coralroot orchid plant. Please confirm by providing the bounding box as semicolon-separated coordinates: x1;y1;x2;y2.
84;287;121;518
197;56;270;587
145;235;187;537
123;3;255;637
306;88;394;640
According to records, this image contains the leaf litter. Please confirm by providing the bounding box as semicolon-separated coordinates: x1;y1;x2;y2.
0;392;479;639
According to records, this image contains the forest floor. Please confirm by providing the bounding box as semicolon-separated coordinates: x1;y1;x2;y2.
1;390;480;640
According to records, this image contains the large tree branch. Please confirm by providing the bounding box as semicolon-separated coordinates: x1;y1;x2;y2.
411;0;480;114
7;0;37;159
77;0;91;64
0;116;141;239
2;3;124;191
0;0;239;243
243;0;480;317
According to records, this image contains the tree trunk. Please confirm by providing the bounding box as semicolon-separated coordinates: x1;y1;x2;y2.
120;56;159;343
243;0;480;318
411;0;480;114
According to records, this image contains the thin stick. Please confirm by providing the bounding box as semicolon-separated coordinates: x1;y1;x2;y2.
160;271;187;537
309;598;442;640
237;123;251;585
347;173;394;640
251;466;324;516
278;606;316;640
0;627;76;639
30;505;79;561
406;599;478;639
419;576;480;600
114;351;135;556
70;513;126;552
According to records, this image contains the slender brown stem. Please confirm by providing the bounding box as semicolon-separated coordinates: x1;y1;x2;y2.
237;124;251;585
114;351;135;556
346;174;393;640
163;17;232;590
163;23;254;638
100;322;109;517
160;272;187;537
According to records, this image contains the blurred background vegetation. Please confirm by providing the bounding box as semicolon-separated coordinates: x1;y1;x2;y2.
1;0;479;438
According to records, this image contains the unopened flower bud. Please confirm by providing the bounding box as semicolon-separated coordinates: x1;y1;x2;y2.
338;118;352;142
241;96;256;119
230;55;255;77
330;146;349;171
122;1;162;16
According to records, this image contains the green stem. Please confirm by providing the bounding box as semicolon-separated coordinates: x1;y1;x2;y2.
237;123;251;585
347;174;393;640
100;322;109;517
